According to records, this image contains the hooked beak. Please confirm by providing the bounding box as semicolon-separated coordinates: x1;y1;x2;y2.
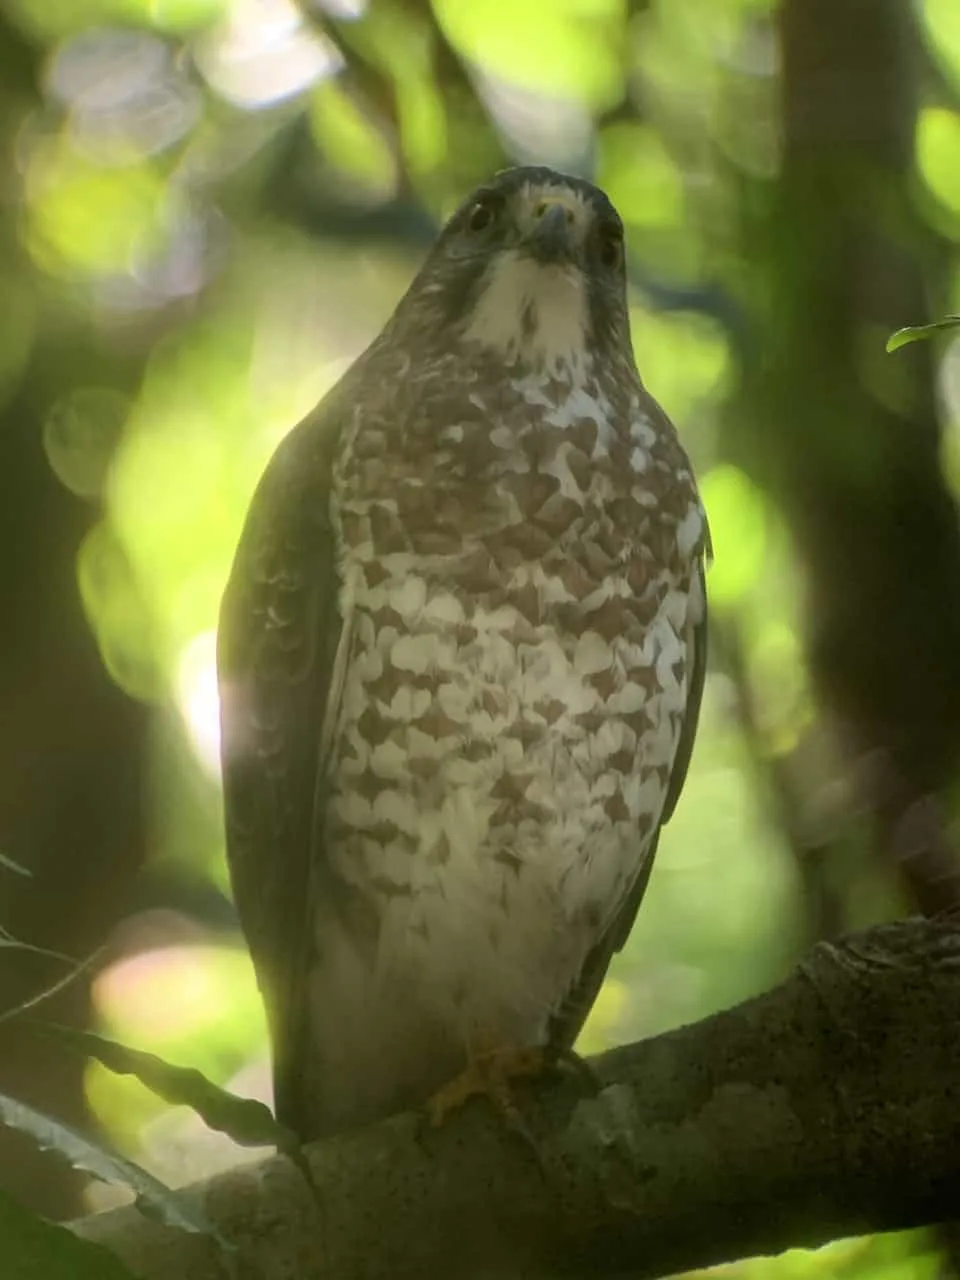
523;200;577;264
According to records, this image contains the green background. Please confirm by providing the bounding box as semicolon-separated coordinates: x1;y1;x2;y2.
0;0;957;1273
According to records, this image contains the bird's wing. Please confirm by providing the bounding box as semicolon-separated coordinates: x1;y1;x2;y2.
548;551;709;1053
656;552;709;831
217;406;345;1133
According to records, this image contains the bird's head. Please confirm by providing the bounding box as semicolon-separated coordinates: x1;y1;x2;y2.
398;167;632;382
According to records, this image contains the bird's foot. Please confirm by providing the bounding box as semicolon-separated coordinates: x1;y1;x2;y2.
547;1045;602;1095
426;1044;548;1128
422;1045;554;1175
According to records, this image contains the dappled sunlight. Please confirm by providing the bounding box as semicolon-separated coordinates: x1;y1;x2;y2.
103;267;359;673
86;939;268;1164
434;0;624;107
699;465;771;609
194;0;341;109
0;0;957;1271
44;28;200;161
916;107;960;218
176;630;221;776
630;308;731;421
575;977;628;1057
93;941;265;1052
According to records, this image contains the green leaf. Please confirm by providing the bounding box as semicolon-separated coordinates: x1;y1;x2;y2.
38;1024;315;1191
886;316;960;351
0;1185;136;1280
0;1092;226;1244
41;1024;295;1150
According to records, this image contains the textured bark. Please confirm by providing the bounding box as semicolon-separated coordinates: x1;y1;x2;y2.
74;915;960;1279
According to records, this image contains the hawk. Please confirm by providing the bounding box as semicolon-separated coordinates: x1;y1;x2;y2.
218;166;708;1141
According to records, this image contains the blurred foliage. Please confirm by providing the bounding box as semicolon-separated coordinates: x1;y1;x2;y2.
0;0;958;1273
0;1091;223;1241
0;1185;137;1280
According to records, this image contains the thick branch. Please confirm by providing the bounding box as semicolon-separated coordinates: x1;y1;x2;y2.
75;917;960;1279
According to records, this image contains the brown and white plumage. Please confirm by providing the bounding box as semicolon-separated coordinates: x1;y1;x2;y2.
218;166;708;1140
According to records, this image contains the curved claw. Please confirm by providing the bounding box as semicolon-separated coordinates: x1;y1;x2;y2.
426;1045;548;1127
422;1045;554;1176
548;1045;602;1095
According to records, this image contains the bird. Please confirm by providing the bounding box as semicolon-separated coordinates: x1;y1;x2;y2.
217;165;709;1142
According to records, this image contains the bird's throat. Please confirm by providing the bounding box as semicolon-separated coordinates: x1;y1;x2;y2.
462;251;590;380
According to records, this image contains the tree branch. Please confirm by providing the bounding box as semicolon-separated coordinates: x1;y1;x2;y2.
74;916;960;1279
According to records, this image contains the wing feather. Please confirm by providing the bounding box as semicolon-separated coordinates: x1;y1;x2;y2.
217;407;343;1133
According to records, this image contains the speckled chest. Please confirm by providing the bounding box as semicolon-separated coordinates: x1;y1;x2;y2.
325;350;702;937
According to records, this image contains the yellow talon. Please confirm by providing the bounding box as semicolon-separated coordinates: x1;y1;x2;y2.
427;1044;549;1127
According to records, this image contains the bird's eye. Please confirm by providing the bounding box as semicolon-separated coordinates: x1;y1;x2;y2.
598;222;624;268
467;198;498;233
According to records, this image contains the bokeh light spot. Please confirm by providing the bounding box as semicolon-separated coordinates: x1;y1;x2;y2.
176;630;222;775
699;464;769;608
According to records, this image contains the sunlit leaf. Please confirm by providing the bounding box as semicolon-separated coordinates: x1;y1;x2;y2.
886;316;960;352
0;1186;136;1280
0;1093;226;1243
44;1025;314;1189
45;1024;290;1151
728;1228;939;1280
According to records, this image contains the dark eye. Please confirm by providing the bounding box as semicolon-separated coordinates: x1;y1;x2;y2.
467;198;498;233
598;221;623;268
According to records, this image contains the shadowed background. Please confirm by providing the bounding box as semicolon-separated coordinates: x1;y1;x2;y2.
0;0;958;1276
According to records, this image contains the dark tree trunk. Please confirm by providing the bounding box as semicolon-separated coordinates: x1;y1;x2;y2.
730;0;960;912
0;14;152;1218
0;341;152;1219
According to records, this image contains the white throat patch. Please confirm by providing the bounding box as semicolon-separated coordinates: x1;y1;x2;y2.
463;250;590;378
